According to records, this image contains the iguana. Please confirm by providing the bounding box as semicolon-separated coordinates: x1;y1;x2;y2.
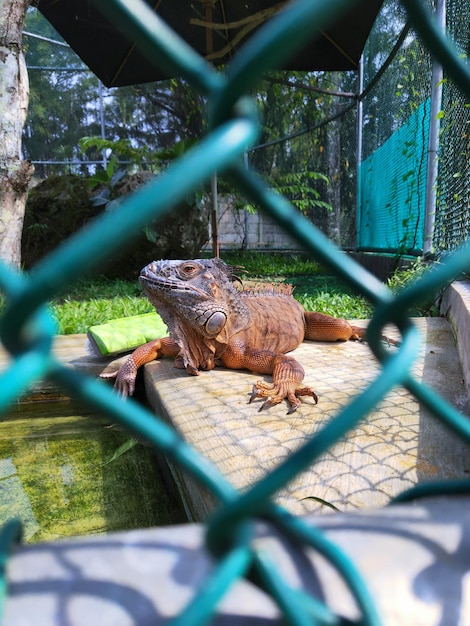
102;257;372;413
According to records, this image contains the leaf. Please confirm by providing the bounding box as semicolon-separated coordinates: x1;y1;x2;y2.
143;225;159;244
109;167;127;187
301;496;341;512
90;189;110;206
88;170;110;186
103;437;139;465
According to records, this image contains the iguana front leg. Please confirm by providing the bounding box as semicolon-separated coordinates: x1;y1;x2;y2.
222;343;318;413
250;354;318;413
100;337;179;398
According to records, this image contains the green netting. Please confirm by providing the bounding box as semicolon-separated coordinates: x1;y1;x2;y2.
357;0;470;256
2;1;470;625
433;0;470;252
358;98;430;253
356;0;433;255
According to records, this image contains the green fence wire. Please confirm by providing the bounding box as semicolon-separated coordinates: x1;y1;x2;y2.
1;0;470;624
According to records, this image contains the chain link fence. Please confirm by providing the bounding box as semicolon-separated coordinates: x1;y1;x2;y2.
434;0;470;251
2;0;470;624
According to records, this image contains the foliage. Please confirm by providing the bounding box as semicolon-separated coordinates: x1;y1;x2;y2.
386;258;432;291
272;171;332;215
24;6;358;245
79;133;209;261
251;69;358;244
79;136;155;173
22;169;209;276
22;175;100;269
78;136;198;191
361;0;430;155
297;290;372;319
23;10;102;177
5;254;442;335
78;137;204;241
386;258;440;316
20;249;438;336
301;496;341;512
220;252;372;318
24;8;205;178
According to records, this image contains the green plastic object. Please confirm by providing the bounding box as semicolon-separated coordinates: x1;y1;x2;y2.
87;312;167;356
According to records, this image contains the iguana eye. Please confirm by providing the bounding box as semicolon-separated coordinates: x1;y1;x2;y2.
181;262;199;276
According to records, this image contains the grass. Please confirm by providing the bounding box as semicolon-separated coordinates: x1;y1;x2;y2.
48;278;155;334
223;251;373;319
0;252;434;335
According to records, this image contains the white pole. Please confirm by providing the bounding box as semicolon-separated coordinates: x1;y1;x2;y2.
356;54;364;252
99;81;107;169
423;0;445;256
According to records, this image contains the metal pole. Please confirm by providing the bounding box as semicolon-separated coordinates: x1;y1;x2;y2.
423;0;445;256
200;0;219;257
211;173;219;257
98;81;107;169
243;151;249;250
356;54;364;252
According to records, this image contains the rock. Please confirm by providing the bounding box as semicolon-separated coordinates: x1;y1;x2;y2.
22;173;210;278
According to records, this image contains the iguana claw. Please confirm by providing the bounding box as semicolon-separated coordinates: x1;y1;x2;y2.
249;385;260;404
259;397;276;413
249;382;317;414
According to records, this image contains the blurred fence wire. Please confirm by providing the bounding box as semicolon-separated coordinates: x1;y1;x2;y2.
2;1;470;624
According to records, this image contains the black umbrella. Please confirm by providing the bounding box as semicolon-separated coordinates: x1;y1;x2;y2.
37;0;384;87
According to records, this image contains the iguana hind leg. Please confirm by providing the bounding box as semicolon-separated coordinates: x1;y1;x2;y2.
304;311;366;341
304;311;399;346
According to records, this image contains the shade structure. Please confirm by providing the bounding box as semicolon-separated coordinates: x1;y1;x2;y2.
37;0;384;87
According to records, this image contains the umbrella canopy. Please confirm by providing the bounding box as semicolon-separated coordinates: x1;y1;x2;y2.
37;0;384;87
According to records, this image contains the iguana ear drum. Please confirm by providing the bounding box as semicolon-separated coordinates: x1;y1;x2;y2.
205;311;227;336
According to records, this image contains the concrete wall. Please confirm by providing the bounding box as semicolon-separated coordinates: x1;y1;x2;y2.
209;196;300;250
440;280;470;411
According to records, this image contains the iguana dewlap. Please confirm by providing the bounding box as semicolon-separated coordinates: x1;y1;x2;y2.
102;258;368;413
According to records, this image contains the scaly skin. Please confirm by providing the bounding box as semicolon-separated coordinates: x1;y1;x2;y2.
101;258;370;413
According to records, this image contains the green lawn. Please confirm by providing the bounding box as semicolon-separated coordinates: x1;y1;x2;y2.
1;252;434;335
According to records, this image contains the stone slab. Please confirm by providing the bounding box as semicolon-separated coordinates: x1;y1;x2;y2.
144;317;470;519
4;496;470;626
441;280;470;408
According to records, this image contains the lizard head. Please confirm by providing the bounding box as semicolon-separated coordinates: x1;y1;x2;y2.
139;258;250;342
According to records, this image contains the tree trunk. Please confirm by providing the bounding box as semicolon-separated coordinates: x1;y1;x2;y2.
0;0;33;269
